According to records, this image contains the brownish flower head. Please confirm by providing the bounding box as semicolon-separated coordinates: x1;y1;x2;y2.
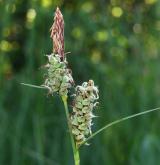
50;7;64;60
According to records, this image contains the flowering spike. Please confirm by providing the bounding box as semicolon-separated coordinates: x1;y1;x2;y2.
71;80;99;147
50;7;64;60
43;53;74;96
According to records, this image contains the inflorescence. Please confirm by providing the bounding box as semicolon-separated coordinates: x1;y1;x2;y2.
43;7;99;147
43;53;73;96
71;80;99;146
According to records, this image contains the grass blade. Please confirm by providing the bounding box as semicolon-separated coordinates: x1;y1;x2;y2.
20;83;47;89
79;107;160;147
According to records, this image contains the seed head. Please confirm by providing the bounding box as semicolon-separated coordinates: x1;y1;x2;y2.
43;53;73;96
71;80;99;146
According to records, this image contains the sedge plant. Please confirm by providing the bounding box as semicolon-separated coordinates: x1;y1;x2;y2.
21;7;160;165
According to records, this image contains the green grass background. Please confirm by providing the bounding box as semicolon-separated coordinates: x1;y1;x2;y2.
0;0;160;164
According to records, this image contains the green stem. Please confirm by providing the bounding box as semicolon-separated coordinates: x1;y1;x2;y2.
62;96;80;165
79;107;160;147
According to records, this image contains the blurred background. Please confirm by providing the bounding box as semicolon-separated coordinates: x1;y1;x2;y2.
0;0;160;164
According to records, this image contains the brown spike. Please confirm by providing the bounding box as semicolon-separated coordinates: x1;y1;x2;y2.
50;7;64;60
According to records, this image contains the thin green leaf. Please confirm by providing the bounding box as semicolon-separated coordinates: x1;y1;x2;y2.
79;107;160;147
20;83;47;89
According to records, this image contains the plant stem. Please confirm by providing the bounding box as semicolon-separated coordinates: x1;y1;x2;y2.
62;96;80;165
79;107;160;147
